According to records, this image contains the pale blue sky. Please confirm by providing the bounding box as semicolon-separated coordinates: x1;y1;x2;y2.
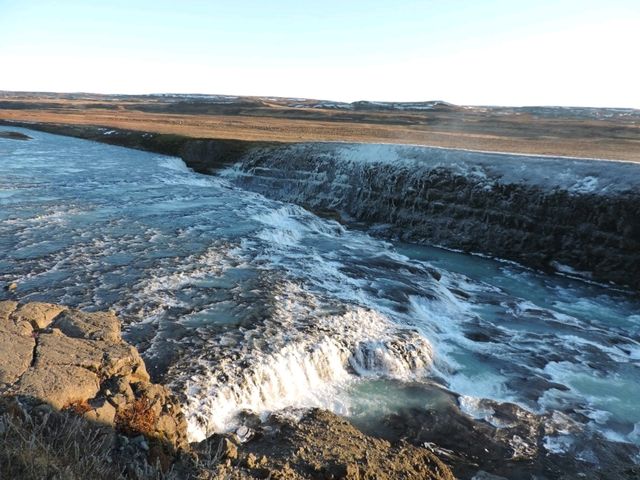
1;0;639;106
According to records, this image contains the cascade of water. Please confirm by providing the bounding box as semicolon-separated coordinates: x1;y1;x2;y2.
172;283;434;441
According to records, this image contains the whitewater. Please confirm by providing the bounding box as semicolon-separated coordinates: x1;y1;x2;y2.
1;127;639;469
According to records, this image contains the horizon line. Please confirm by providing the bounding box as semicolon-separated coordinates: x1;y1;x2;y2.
1;89;638;111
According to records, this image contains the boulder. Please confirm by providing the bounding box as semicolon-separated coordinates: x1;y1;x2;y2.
15;364;100;410
0;301;18;323
0;301;187;451
0;300;32;336
84;398;117;425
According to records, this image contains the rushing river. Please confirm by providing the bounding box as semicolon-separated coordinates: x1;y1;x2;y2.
1;128;639;470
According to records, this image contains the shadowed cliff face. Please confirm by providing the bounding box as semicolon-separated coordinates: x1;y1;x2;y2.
217;143;640;290
3;122;638;289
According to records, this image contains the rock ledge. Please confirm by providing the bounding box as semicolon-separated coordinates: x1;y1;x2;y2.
0;300;188;450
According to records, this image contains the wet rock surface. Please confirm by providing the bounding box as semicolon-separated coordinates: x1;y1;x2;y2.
222;143;640;290
0;130;31;140
353;388;640;480
202;408;455;480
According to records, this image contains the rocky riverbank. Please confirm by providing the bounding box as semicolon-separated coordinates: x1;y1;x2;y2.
208;408;454;480
3;301;637;479
0;300;189;475
223;142;640;290
0;300;454;479
3;121;638;290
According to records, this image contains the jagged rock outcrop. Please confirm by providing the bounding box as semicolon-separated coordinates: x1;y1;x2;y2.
204;408;455;480
0;300;188;450
8;122;639;288
1;301;456;479
221;143;640;289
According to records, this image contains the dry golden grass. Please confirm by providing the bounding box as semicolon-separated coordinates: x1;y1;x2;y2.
64;400;93;416
0;408;124;479
2;96;639;162
114;397;157;437
0;405;225;479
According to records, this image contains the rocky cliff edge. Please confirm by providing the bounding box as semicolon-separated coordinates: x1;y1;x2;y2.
0;301;454;479
0;300;188;450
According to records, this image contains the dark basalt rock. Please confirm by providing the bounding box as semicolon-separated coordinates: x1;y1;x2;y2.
4;122;638;289
0;131;31;140
220;143;640;290
357;392;640;480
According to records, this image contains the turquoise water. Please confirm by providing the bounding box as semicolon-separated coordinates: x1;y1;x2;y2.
1;127;639;455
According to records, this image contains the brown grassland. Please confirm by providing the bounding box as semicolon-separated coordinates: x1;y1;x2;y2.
1;92;639;161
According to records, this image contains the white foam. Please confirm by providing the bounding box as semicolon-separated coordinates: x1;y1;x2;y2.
252;204;344;242
582;408;613;425
177;284;434;441
446;372;511;403
3;206;84;226
134;247;229;315
558;333;635;363
159;157;192;173
459;395;495;422
543;435;574;454
570;176;599;193
185;337;353;440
